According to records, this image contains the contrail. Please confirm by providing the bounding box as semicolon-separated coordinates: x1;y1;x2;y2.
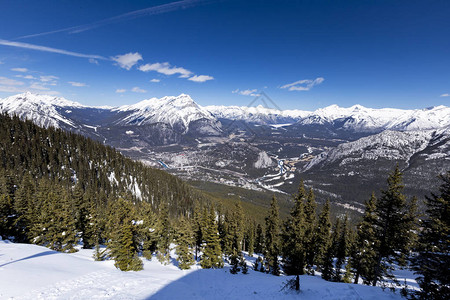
17;0;216;39
0;39;107;60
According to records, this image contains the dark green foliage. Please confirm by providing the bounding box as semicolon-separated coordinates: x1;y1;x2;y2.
200;207;223;269
322;218;340;281
412;172;450;299
265;195;281;275
304;188;317;273
372;166;418;285
175;218;195;270
315;199;331;271
240;254;248;274
334;215;351;282
254;223;264;254
282;182;307;276
352;193;378;285
246;221;255;257
230;250;240;274
156;201;171;264
107;198;142;271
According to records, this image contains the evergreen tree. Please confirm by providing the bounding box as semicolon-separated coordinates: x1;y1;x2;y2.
138;201;158;260
246;221;255;257
412;172;450;299
200;207;223;269
0;194;14;240
372;166;418;286
107;198;143;271
334;215;350;282
265;195;281;276
175;217;195;270
255;223;264;254
315;199;331;271
13;173;35;242
352;193;378;285
322;218;341;281
283;182;307;276
304;188;317;273
156;201;171;264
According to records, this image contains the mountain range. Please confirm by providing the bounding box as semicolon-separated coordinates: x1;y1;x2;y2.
1;92;449;211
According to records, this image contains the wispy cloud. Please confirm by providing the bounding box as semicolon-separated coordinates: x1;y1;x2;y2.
188;75;214;82
89;58;99;65
440;93;449;97
131;87;147;93
111;52;143;70
11;67;28;72
15;74;36;80
139;62;192;78
29;83;50;90
17;0;216;39
0;76;25;86
0;39;107;60
150;79;160;83
280;77;325;91
40;75;59;82
68;81;87;87
116;89;126;93
232;88;260;96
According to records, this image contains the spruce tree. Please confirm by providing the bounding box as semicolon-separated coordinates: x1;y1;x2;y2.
315;199;331;271
372;166;418;286
255;223;264;254
246;221;255;257
175;217;195;270
200;207;223;269
304;188;317;273
322;218;341;281
412;172;450;299
352;193;378;285
156;201;171;264
265;195;281;276
283;181;307;276
334;215;350;282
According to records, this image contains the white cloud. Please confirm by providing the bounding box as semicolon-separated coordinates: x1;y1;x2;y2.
111;52;143;70
0;76;25;86
89;58;99;65
116;89;126;93
150;79;160;83
15;74;36;80
188;75;214;82
0;38;106;60
131;87;147;93
280;77;325;91
232;88;260;96
11;67;28;72
29;83;50;90
440;93;449;97
40;75;59;82
68;81;87;87
139;62;192;78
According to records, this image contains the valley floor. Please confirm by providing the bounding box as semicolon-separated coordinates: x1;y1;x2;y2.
0;240;413;299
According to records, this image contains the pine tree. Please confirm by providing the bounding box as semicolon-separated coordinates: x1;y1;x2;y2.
265;195;281;276
0;194;14;240
334;215;350;282
283;182;307;276
412;172;450;299
200;207;223;269
156;201;171;264
255;223;264;254
352;193;378;285
315;199;331;271
372;166;418;286
304;188;317;273
230;250;240;274
107;198;143;271
322;218;341;281
175;218;195;270
138;201;158;260
246;221;255;257
13;173;35;242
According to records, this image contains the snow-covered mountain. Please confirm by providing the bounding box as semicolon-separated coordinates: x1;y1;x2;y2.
0;92;85;128
206;103;450;132
297;104;450;132
116;94;221;134
304;128;450;171
205;104;309;124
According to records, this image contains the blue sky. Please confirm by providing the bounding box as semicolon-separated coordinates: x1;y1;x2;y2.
0;0;449;110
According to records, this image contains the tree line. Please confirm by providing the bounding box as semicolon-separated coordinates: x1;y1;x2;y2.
0;113;448;299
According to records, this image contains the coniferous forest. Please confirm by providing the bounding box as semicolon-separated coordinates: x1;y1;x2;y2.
0;113;448;299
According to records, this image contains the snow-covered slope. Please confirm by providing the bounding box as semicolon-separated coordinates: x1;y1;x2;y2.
206;103;450;131
304;128;450;171
0;239;413;299
0;92;84;128
298;104;450;132
205;104;309;124
116;94;220;134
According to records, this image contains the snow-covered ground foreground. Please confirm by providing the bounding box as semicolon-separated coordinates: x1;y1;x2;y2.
0;240;412;299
